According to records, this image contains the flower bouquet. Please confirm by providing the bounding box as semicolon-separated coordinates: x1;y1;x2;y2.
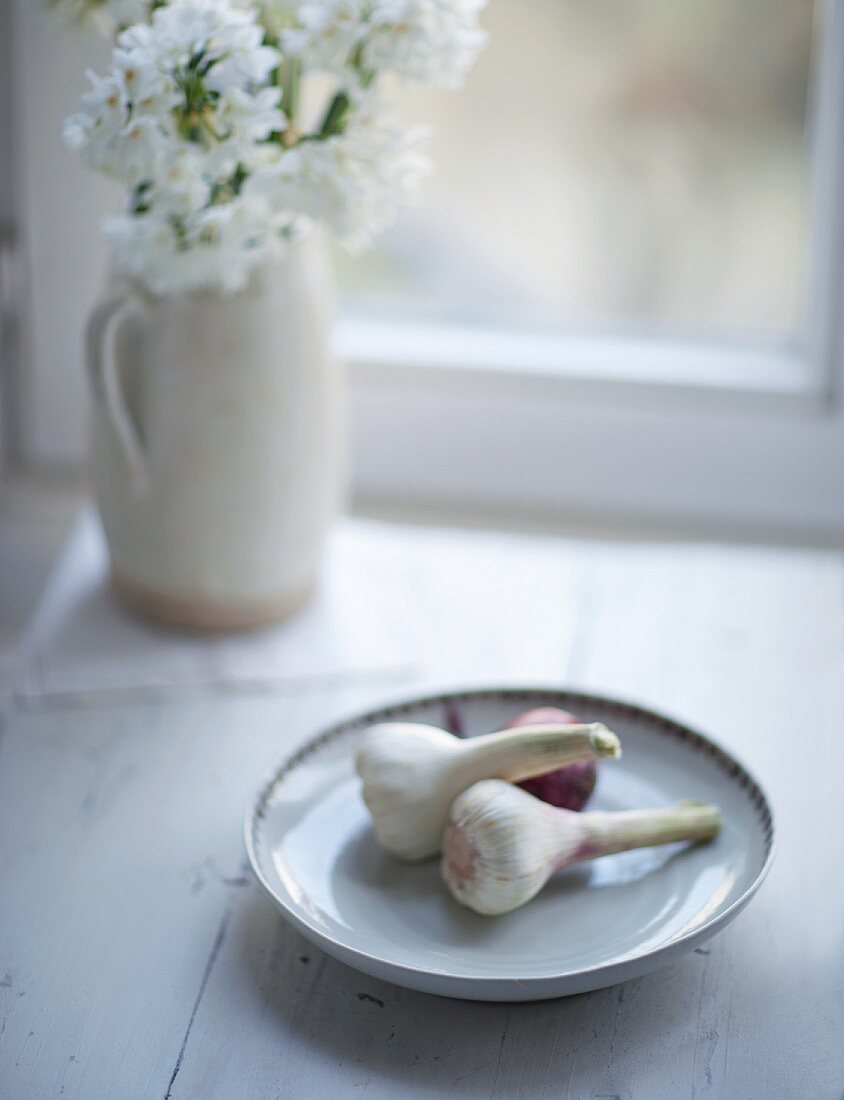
59;0;486;294
50;0;486;632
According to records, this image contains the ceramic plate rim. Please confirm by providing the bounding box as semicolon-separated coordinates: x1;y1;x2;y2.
244;686;776;993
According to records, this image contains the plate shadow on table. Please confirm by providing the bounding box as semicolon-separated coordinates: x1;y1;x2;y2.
235;880;720;1096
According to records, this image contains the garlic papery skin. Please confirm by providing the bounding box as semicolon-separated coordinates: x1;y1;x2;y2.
355;720;621;862
441;781;722;915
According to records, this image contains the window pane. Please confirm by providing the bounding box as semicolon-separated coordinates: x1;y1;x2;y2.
336;0;816;342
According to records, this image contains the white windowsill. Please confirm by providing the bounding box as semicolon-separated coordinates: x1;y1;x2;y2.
337;319;829;415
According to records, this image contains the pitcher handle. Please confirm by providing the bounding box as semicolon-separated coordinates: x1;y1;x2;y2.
86;294;148;493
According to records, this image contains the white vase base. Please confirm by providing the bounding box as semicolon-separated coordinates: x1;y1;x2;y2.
111;571;313;634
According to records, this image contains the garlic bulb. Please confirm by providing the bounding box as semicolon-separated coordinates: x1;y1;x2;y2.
442;780;722;915
356;720;621;861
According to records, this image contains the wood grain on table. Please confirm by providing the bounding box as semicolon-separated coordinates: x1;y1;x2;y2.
0;520;842;1099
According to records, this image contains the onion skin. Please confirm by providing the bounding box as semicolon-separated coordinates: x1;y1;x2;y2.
443;700;465;738
508;707;597;812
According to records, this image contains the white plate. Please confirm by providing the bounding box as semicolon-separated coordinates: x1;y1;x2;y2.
244;688;774;1001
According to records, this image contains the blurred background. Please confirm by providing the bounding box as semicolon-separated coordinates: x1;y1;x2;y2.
0;0;825;462
0;0;841;645
340;0;815;341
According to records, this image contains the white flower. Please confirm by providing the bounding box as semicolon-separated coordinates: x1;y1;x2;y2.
79;69;127;119
364;0;487;88
153;0;280;85
64;0;282;184
248;101;430;248
62;69;125;163
62;0;484;295
117;113;169;184
63;72;168;183
216;86;285;145
112;33;176;108
63;0;291;294
148;148;211;216
281;0;486;88
104;193;283;295
282;0;366;77
195;88;283;181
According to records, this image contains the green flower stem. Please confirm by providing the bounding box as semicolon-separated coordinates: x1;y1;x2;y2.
283;56;301;125
319;90;351;138
314;42;377;142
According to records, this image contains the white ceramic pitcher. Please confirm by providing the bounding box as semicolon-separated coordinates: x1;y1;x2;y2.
86;236;345;632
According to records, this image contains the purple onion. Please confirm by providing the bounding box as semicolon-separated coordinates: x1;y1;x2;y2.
508;706;597;812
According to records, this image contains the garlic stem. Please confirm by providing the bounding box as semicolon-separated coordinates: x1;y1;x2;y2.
574;800;722;865
461;722;621;785
356;720;622;861
441;781;723;915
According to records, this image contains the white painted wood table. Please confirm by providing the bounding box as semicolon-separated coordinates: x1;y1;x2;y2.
1;517;842;1099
